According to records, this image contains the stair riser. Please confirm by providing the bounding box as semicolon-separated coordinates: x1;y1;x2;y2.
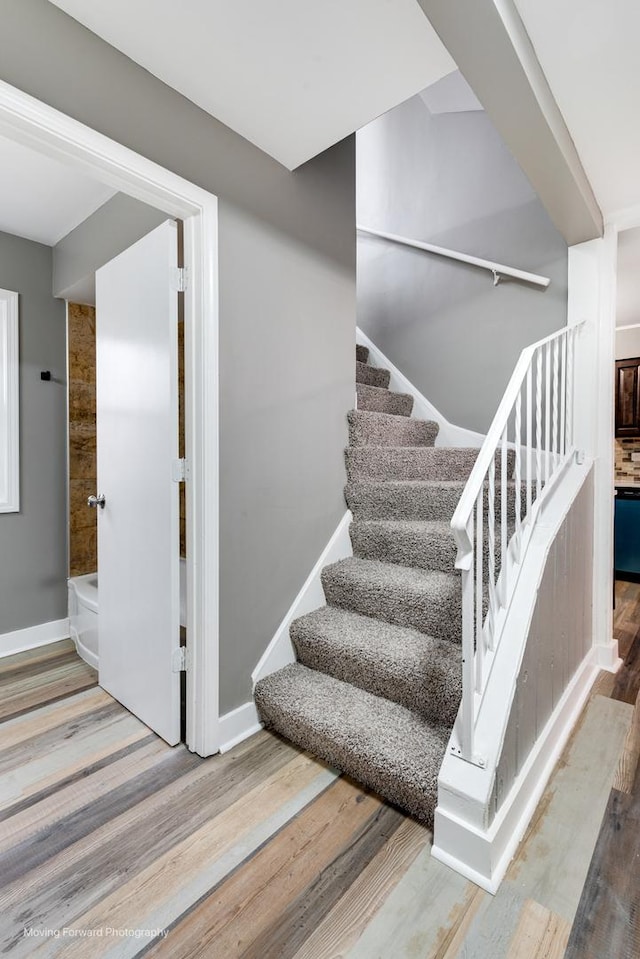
350;523;456;572
350;522;507;573
356;361;391;389
345;448;515;482
356;383;413;416
346;448;477;482
345;481;521;523
348;410;438;448
355;344;369;364
291;628;461;727
321;568;462;643
346;482;463;521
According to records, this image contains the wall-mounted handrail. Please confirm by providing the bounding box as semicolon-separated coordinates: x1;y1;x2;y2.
449;321;585;768
357;225;551;289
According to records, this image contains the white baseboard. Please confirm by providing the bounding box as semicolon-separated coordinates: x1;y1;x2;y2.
252;511;353;686
0;618;71;659
218;701;263;754
356;328;485;448
432;649;599;893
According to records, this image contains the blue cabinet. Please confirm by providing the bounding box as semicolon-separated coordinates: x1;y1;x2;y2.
615;488;640;579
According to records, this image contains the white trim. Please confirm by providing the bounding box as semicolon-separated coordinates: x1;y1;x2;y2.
252;511;353;685
357;225;551;288
218;701;263;754
0;289;19;512
432;647;599;893
0;618;70;658
616;323;640;332
0;80;219;756
356;328;485;448
568;237;618;671
594;640;622;672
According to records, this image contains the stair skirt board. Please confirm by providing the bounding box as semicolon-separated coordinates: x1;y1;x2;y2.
253;342;515;827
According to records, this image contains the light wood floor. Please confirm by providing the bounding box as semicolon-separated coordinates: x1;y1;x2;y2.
0;598;638;959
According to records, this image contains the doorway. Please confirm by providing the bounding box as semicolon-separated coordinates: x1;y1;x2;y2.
0;81;220;755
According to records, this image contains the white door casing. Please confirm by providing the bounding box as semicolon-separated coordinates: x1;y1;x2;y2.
0;77;220;755
96;220;181;745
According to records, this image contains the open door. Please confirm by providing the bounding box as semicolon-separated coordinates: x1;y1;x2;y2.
95;220;181;745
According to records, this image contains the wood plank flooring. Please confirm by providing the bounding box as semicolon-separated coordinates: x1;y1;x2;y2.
564;583;640;959
0;594;638;958
612;578;640;704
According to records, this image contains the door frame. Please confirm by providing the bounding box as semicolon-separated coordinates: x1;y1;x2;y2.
0;79;219;755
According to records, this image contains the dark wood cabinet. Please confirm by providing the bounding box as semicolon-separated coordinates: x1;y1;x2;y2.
615;357;640;437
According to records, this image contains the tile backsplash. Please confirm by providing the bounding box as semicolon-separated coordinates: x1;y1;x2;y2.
615;437;640;484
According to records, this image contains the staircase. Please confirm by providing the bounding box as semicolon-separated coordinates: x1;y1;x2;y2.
255;344;510;823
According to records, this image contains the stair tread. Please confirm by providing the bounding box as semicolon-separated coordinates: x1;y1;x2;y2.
356;383;413;417
291;605;461;725
347;409;439;448
322;556;461;642
355;344;369;364
255;663;450;822
351;518;452;532
324;555;458;590
356;360;391;389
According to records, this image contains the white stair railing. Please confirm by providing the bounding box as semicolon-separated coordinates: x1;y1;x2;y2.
449;322;584;767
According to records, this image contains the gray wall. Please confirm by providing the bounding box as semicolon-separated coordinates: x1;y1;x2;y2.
53;194;168;304
0;0;356;711
357;91;568;434
492;469;594;820
0;231;67;633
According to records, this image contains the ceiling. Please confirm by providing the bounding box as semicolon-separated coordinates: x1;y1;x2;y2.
0;134;116;246
419;70;483;116
513;0;640;218
46;0;456;170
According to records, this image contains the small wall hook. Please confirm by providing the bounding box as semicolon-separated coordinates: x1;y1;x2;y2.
40;371;51;381
492;270;502;287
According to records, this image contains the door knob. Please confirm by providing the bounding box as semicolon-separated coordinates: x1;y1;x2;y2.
87;494;106;509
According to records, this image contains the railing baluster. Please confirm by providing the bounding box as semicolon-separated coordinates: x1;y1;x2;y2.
500;424;508;605
536;348;542;504
515;388;522;557
552;337;559;471
545;341;551;483
461;513;475;761
488;459;496;649
567;327;575;450
560;332;567;457
526;365;532;520
475;489;484;694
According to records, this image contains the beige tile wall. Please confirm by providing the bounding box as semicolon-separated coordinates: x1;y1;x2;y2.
68;303;97;577
615;436;640;484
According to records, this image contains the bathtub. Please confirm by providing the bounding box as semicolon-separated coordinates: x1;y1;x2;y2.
68;573;99;670
69;559;187;670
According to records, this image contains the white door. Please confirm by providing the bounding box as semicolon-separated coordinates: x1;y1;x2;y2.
95;220;181;745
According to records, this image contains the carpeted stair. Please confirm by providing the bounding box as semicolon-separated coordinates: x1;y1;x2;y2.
255;343;513;822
